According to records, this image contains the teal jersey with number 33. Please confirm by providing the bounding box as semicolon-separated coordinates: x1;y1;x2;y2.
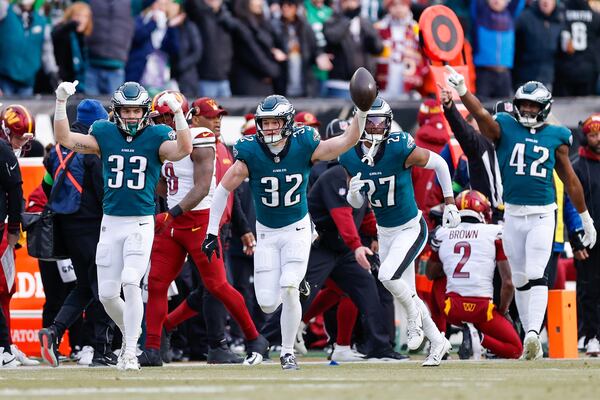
90;120;173;216
339;132;419;228
494;112;572;206
233;126;320;229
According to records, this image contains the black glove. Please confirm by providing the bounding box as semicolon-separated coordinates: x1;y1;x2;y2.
569;229;586;252
202;233;221;262
367;252;380;274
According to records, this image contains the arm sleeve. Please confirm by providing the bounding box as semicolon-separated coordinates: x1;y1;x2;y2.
330;207;363;251
207;184;230;235
495;239;507;261
444;102;486;160
424;151;454;198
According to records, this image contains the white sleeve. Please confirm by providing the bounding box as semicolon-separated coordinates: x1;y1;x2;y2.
207;184;230;235
424;151;454;198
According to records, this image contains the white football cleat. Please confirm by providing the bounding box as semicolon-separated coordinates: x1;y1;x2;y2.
76;345;94;366
1;347;20;368
522;331;543;360
586;338;600;357
422;338;451;367
406;310;425;350
295;321;308;356
118;351;140;371
11;344;40;366
331;344;365;362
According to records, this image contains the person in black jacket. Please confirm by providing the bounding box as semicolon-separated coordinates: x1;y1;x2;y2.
170;2;203;98
230;0;283;96
573;114;600;356
186;0;237;97
271;0;332;97
514;0;564;90
439;86;504;221
38;99;116;368
52;2;93;92
323;0;383;98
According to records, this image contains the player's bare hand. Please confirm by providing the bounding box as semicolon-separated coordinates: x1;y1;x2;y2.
355;246;373;270
158;92;182;114
370;240;379;253
574;249;589;261
437;83;453;107
316;53;333;71
241;232;256;256
442;203;461;228
55;80;78;101
202;233;221;262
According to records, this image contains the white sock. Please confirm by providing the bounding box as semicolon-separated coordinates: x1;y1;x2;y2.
382;279;419;320
100;296;125;335
280;287;301;357
527;285;548;335
515;288;530;334
416;297;444;344
123;284;143;355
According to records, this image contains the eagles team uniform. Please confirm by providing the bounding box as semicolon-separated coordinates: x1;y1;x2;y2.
91;120;172;306
233;127;319;311
494;112;572;303
339;132;428;288
145;129;259;351
430;223;522;359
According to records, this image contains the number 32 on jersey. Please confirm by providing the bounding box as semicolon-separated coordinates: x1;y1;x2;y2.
261;174;303;207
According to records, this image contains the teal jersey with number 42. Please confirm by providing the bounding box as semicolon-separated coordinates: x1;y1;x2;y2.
90;121;173;216
494;113;572;206
339;132;419;228
233;126;320;229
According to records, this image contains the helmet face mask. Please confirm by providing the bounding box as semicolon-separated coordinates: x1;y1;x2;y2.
513;81;552;128
255;95;295;146
361;97;393;145
112;82;151;136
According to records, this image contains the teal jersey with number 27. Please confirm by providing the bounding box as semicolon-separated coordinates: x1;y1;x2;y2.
494;113;572;206
90;121;173;216
339;132;419;228
233;126;320;229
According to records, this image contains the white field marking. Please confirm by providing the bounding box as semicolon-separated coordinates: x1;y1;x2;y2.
0;383;363;397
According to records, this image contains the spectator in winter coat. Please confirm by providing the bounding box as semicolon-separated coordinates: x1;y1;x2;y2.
374;0;427;98
513;0;564;91
554;0;600;96
305;0;333;95
471;0;525;98
0;0;59;96
186;0;237;98
271;0;332;97
125;0;179;90
52;1;93;93
85;0;134;95
169;2;203;97
323;0;383;98
230;0;283;96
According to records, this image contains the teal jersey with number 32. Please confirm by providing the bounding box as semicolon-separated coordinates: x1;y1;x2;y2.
494;112;572;206
339;132;419;228
90;121;173;216
233;126;320;229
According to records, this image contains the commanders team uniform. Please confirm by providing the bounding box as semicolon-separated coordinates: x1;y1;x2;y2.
232;126;319;312
431;222;522;359
494;112;572;332
145;128;259;351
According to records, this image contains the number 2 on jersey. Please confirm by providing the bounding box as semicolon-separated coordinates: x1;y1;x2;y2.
509;143;549;178
453;241;471;279
261;174;303;207
107;155;147;189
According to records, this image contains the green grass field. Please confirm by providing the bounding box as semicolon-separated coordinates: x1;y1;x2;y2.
2;358;600;400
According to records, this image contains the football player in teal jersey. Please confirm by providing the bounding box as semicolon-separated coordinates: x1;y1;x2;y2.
52;80;192;370
340;98;460;367
445;66;597;360
202;95;367;370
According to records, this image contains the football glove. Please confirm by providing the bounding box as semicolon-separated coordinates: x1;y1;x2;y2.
445;66;467;96
569;229;586;252
55;80;78;101
580;211;597;249
442;203;461;228
158;92;182;114
346;173;365;208
202;233;221;262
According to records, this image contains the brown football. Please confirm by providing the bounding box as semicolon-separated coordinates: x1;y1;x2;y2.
349;67;378;112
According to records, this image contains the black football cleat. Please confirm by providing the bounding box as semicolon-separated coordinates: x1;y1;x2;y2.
90;350;118;367
160;327;173;363
280;353;299;370
207;344;243;364
138;348;163;367
39;327;60;368
458;324;473;360
365;349;410;361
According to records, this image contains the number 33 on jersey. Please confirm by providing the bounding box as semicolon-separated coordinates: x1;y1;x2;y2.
90;120;174;216
494;112;572;206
